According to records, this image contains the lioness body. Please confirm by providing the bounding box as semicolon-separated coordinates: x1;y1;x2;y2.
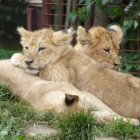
1;60;139;124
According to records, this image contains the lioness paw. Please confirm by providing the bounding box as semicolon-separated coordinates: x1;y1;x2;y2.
126;118;139;126
11;53;24;67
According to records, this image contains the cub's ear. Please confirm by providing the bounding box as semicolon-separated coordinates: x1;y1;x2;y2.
17;27;30;38
53;27;76;46
43;27;53;38
67;27;74;33
108;25;123;46
77;26;88;45
65;94;79;106
53;32;72;46
67;27;76;35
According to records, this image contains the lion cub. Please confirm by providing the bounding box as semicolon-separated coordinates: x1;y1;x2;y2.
75;25;123;69
12;27;140;119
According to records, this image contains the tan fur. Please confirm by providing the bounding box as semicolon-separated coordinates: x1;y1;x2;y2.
11;28;140;119
0;60;139;125
75;26;123;69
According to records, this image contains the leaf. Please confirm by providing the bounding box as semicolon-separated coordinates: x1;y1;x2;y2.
78;0;85;4
106;7;123;19
123;19;134;30
95;0;104;9
85;0;93;5
124;64;134;72
123;19;129;27
86;1;94;13
68;12;77;23
78;8;88;23
113;7;123;16
102;0;109;5
133;20;139;29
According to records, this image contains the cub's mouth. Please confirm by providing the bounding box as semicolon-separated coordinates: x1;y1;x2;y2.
25;67;39;75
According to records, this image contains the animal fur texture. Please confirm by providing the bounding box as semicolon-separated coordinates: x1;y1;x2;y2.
11;27;140;119
75;25;123;69
0;60;139;125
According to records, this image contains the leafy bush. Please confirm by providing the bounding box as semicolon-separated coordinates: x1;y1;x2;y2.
120;52;140;76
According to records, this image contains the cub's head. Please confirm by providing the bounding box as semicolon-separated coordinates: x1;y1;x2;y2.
17;27;72;73
42;92;84;114
75;25;123;69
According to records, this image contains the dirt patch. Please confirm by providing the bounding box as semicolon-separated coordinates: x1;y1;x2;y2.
24;124;58;137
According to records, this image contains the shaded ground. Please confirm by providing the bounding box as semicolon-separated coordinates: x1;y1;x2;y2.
24;124;58;137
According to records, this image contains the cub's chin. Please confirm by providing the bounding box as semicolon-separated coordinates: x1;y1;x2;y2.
25;68;39;75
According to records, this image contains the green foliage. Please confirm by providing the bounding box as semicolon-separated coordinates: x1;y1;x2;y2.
69;0;94;24
120;52;140;74
57;111;102;140
0;49;16;59
69;0;140;29
0;84;17;101
104;119;140;140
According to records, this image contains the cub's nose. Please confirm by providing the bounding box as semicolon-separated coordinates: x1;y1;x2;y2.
25;60;33;66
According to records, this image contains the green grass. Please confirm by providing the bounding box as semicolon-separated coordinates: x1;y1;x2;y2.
0;84;57;140
0;84;140;140
57;111;102;140
104;119;140;140
0;48;17;59
0;49;140;139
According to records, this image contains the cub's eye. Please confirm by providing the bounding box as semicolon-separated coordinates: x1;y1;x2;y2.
103;48;110;54
24;46;28;50
38;47;46;52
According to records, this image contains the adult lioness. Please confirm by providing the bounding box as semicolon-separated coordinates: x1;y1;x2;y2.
11;27;140;119
1;60;139;125
75;25;123;69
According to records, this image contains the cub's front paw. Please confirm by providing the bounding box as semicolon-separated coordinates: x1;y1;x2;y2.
11;53;24;67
